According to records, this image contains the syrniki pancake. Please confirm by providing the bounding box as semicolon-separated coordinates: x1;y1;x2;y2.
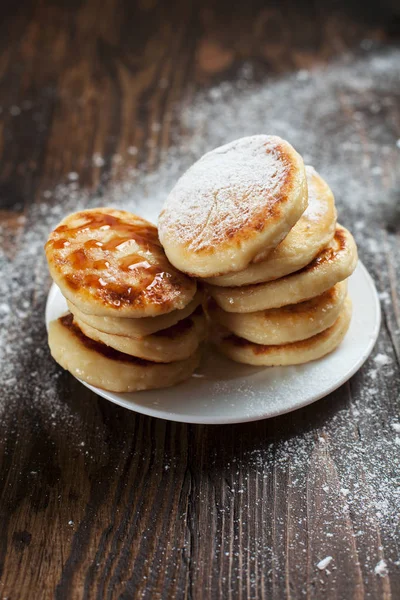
207;281;347;345
73;307;206;363
205;166;337;287
159;135;308;277
214;297;352;366
45;208;196;318
67;290;203;338
208;225;357;313
48;314;200;392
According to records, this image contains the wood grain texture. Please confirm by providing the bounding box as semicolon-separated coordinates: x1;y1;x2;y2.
0;0;400;598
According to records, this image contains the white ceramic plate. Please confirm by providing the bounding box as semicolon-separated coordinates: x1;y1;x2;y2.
45;262;380;424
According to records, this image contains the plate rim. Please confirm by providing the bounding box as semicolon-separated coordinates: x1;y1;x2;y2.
45;261;381;425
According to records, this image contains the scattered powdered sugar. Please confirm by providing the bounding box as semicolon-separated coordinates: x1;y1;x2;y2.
374;559;388;577
317;556;333;570
92;152;106;168
373;353;393;367
378;291;390;303
9;105;21;116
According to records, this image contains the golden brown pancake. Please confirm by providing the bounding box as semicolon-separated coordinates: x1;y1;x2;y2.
73;306;206;363
48;313;200;392
207;280;347;345
158;135;307;277
205;165;337;286
214;297;352;366
66;290;203;338
207;225;357;313
45;208;196;318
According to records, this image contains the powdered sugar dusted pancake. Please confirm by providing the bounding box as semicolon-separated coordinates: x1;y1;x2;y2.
207;225;357;313
158;135;307;277
207;281;347;345
45;208;196;318
205;166;336;286
214;297;352;366
48;313;200;392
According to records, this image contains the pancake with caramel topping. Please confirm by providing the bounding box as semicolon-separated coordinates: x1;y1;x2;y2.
158;135;307;278
214;297;352;366
45;208;196;318
48;313;200;392
207;225;357;313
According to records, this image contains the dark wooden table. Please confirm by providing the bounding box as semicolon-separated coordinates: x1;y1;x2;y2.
1;0;400;598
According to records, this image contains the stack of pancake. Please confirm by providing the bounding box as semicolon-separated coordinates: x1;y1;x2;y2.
46;135;358;390
45;208;204;391
159;135;358;366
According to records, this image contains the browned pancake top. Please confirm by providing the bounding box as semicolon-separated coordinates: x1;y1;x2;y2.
45;208;196;314
159;135;304;256
299;226;347;273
